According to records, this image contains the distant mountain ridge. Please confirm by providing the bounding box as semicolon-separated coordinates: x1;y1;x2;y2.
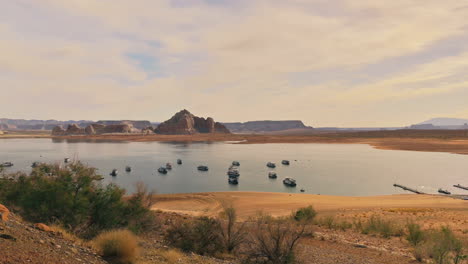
417;118;468;126
223;120;309;133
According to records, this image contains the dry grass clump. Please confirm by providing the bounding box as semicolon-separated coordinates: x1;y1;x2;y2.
49;224;85;246
92;229;139;264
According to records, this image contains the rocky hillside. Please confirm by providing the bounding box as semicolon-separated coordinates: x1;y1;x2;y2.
223;120;309;133
155;110;230;135
0;205;106;264
52;123;139;136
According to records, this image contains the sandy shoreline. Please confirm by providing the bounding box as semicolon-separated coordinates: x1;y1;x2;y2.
152;192;468;220
3;132;468;155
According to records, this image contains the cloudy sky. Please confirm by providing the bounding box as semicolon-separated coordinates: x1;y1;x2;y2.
2;0;468;126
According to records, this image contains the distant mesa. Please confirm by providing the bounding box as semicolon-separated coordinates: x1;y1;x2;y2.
155;109;230;135
51;110;230;136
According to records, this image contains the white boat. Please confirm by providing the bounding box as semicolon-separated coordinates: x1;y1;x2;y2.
158;167;168;174
227;169;240;177
1;162;13;167
64;158;71;163
110;169;118;176
283;178;297;187
228;177;239;185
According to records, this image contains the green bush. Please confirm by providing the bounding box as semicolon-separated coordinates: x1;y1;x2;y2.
428;227;465;264
406;222;425;246
0;162;152;238
356;216;403;238
293;206;317;223
165;216;224;256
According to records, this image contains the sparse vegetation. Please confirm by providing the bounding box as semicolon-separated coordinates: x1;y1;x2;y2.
406;222;425;246
218;206;246;253
93;229;139;264
0;162;153;238
354;216;403;238
165;216;224;256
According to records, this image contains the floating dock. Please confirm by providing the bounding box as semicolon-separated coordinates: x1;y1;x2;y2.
393;183;425;194
453;184;468;191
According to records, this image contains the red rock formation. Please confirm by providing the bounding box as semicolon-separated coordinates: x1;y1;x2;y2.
155;109;230;134
34;223;52;232
66;124;85;135
51;126;66;136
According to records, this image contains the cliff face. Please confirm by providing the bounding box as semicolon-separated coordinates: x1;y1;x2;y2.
52;123;135;136
155;110;230;135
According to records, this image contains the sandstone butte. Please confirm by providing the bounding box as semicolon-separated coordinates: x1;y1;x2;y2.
51;109;230;136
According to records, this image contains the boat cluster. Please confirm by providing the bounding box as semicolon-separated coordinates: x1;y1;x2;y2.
227;161;240;185
266;160;302;191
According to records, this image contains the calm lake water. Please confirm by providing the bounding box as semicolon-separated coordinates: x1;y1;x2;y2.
1;138;467;195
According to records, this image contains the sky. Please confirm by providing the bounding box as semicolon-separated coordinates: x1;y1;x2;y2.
1;0;468;127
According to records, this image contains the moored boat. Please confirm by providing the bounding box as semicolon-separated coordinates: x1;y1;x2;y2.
227;169;240;177
166;163;172;170
281;160;290;165
267;162;276;168
1;162;13;167
232;161;240;166
31;162;39;168
64;158;70;163
438;188;451;195
177;159;182;165
228;177;239;185
125;166;132;172
268;172;277;179
110;169;118;176
283;178;297;187
158;167;168;174
197;165;209;171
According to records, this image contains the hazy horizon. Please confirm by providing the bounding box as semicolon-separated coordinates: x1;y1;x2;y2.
2;1;468;127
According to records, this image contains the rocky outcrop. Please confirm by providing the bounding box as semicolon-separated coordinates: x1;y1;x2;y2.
34;223;52;232
52;123;135;136
155;110;230;135
97;120;152;130
0;204;9;222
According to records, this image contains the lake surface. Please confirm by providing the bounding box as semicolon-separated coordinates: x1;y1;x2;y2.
1;138;467;196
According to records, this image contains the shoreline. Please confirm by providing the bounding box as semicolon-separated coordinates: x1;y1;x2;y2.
2;132;468;155
151;191;468;220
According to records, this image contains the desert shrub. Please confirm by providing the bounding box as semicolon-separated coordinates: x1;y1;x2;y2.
0;162;152;238
93;229;139;264
245;214;313;264
293;206;317;223
427;227;465;264
165;216;224;256
357;216;403;238
218;206;246;253
406;222;425;246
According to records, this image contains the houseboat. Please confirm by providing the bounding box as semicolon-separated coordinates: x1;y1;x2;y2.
268;172;277;179
158;167;168;174
438;188;451;195
197;165;209;171
227;169;240;177
110;169;118;176
228;177;239;185
283;178;297;187
1;162;13;167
